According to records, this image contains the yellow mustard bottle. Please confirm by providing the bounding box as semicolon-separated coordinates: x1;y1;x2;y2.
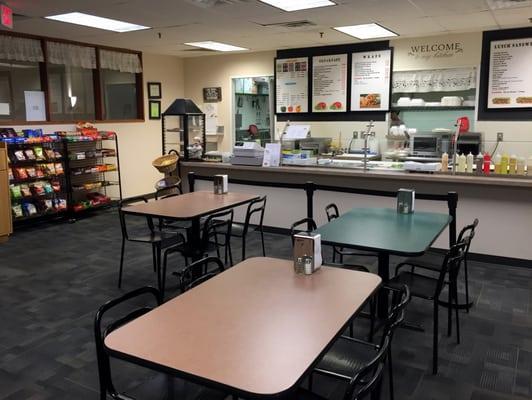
500;153;509;175
493;154;502;174
509;154;517;175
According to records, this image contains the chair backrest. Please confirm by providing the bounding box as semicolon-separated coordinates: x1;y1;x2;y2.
118;195;152;240
457;218;478;256
155;183;183;200
94;286;161;400
180;256;225;292
290;217;317;246
202;209;234;247
381;284;411;342
243;196;267;234
325;203;340;222
436;239;470;297
344;334;390;400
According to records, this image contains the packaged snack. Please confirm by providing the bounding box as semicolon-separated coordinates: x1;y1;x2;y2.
54;150;62;159
43;182;53;194
26;167;36;178
8;168;14;181
15;168;28;180
12;205;23;218
24;149;36;160
20;184;32;197
23;202;37;216
43;199;54;212
54;163;64;174
14;150;26;161
34;147;45;160
55;198;67;210
51;180;61;192
44;163;56;175
35;167;45;178
32;182;45;196
10;185;22;199
45;149;56;159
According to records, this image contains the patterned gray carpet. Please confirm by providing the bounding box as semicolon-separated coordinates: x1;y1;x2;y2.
0;210;530;400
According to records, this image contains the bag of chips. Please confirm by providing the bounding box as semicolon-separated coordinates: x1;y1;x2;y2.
34;147;45;160
51;180;61;192
54;163;64;174
12;205;23;218
23;202;37;216
55;198;67;210
10;185;22;199
36;167;45;178
43;199;54;212
45;149;55;160
14;150;26;161
20;184;31;197
24;149;36;160
32;182;45;196
43;182;53;194
15;168;28;180
26;167;36;178
8;168;14;181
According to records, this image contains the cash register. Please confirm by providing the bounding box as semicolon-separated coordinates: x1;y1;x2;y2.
230;141;265;166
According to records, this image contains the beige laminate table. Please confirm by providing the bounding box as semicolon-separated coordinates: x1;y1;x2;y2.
105;257;382;398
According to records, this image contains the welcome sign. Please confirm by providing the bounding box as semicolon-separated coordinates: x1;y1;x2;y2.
408;42;463;60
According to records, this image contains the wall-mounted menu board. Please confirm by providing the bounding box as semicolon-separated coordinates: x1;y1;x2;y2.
351;49;392;112
275;57;308;114
312;54;347;113
487;38;532;109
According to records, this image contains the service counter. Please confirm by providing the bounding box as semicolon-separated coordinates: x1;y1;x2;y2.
180;161;532;262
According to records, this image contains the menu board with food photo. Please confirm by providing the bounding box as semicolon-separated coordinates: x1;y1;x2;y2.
351;49;392;112
488;37;532;109
312;54;347;113
275;57;308;113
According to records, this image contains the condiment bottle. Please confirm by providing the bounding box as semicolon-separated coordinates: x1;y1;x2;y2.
517;156;526;175
500;153;509;175
509;154;517;175
494;153;502;174
475;153;483;175
441;152;448;172
528;156;532;176
466;152;474;173
483;153;491;175
457;153;466;173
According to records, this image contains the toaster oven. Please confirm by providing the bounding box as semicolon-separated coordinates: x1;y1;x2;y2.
409;132;451;158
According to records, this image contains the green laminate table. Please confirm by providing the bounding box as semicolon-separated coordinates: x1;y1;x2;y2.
315;207;452;317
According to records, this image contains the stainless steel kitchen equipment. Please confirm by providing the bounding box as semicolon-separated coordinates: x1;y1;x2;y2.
230;141;265;166
409;131;452;159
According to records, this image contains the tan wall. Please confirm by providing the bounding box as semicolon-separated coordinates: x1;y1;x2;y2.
9;53;185;198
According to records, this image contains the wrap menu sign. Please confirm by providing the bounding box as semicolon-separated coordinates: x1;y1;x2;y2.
488;38;532;109
312;54;347;112
350;49;392;111
275;57;308;113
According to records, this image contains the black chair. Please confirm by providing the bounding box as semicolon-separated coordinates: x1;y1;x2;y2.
154;187;191;234
325;203;379;264
118;196;184;289
389;239;470;374
293;329;391;400
162;210;234;297
290;217;317;246
310;284;410;400
179;256;225;293
94;286;226;400
154;183;182;200
396;219;478;312
229;196;267;261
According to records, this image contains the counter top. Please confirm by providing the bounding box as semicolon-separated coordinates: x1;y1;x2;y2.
181;161;532;189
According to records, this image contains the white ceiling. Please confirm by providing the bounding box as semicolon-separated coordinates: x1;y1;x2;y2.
4;0;532;57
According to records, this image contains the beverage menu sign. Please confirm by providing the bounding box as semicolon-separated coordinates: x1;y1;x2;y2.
275;57;308;113
312;54;347;112
350;49;392;111
488;38;532;109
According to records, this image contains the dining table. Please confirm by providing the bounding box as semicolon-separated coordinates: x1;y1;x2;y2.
314;207;452;318
105;257;381;398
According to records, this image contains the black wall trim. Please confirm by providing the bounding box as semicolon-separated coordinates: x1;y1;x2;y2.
478;27;532;121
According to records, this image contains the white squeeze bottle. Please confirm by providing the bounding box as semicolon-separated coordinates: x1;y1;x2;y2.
517;156;526;175
466;152;474;173
494;153;502;174
441;152;448;172
457;153;466;172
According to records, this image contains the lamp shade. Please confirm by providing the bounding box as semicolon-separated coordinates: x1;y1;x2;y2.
162;98;203;115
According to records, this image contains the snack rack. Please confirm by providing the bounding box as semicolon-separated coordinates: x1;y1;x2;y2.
62;132;122;219
6;134;69;225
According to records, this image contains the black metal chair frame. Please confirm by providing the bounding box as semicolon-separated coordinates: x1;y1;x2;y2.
231;195;267;261
94;286;162;400
178;256;225;292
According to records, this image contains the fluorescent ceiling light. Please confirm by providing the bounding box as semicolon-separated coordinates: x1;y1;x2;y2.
259;0;335;12
184;41;248;52
45;12;150;32
334;23;398;40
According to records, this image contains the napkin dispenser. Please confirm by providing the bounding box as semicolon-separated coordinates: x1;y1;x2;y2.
213;174;228;194
397;188;415;214
293;233;322;275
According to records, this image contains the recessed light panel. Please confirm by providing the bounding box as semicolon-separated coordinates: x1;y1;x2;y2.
334;23;398;40
45;12;150;32
184;41;248;52
259;0;335;12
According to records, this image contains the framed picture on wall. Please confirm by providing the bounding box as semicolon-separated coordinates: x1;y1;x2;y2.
149;100;161;119
203;87;222;102
147;82;162;99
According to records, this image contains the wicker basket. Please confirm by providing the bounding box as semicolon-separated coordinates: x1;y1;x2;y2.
152;153;178;174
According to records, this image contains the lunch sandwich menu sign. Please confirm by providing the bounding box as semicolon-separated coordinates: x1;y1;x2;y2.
312;54;347;112
488;37;532;109
276;57;309;113
351;49;392;112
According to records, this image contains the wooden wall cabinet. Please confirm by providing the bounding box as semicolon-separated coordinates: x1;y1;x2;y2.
0;142;12;242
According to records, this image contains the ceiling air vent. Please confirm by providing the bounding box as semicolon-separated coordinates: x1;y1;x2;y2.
487;0;532;9
259;20;317;29
185;0;250;8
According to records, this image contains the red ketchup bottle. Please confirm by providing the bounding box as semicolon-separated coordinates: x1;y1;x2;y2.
483;153;491;175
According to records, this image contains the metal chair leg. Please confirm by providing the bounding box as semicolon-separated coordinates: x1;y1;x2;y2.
151;245;157;272
464;259;470;313
260;227;266;256
388;343;395;400
454;282;461;344
118;237;126;288
156;245;162;291
332;247;337;263
433;300;439;374
228;241;234;266
447;282;452;337
369;297;376;342
241;235;246;261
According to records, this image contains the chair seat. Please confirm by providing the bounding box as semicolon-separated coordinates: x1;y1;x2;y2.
128;231;183;248
388;271;438;300
401;251;443;272
334;247;377;258
161;220;192;231
286;388;327;400
316;337;377;379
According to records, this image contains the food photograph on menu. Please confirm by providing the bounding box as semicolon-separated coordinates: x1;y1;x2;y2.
351;49;392;111
488;37;532;109
275;57;309;113
312;54;347;112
